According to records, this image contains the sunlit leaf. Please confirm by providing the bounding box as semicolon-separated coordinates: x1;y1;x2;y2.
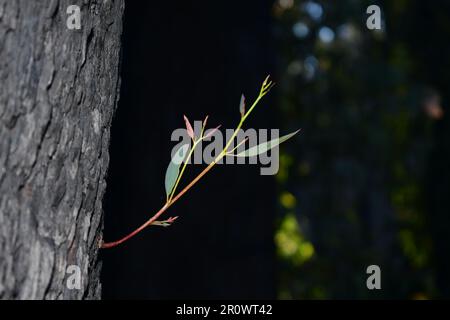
165;144;190;198
233;129;300;157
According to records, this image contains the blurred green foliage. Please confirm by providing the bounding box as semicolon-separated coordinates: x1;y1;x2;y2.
273;0;449;299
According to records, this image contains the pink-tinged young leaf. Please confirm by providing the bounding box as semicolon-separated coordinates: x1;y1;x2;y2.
232;137;249;152
203;115;209;128
166;216;179;223
183;115;195;140
239;94;246;117
151;216;179;227
204;125;222;139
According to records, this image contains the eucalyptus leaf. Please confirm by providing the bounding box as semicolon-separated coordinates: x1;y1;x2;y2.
183;115;195;140
165;143;190;198
233;129;300;157
239;94;246;116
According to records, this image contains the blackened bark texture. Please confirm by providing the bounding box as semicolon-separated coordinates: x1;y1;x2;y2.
0;0;124;299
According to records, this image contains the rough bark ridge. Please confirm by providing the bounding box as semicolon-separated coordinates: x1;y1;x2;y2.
0;0;124;299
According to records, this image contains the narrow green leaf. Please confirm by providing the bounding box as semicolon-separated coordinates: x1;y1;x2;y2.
233;129;301;157
165;144;190;198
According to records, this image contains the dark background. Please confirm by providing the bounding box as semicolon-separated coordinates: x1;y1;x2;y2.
101;0;277;299
101;0;450;299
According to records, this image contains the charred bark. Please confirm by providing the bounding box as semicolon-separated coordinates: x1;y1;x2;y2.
0;0;124;299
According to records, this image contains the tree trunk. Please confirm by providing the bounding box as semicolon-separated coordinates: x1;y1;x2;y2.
0;0;124;299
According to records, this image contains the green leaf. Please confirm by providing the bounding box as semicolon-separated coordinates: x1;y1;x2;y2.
233;129;300;157
165;144;190;198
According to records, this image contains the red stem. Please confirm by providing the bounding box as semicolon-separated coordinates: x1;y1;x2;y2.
101;161;217;249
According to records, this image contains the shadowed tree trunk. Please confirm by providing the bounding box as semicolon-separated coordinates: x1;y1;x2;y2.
0;0;124;299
